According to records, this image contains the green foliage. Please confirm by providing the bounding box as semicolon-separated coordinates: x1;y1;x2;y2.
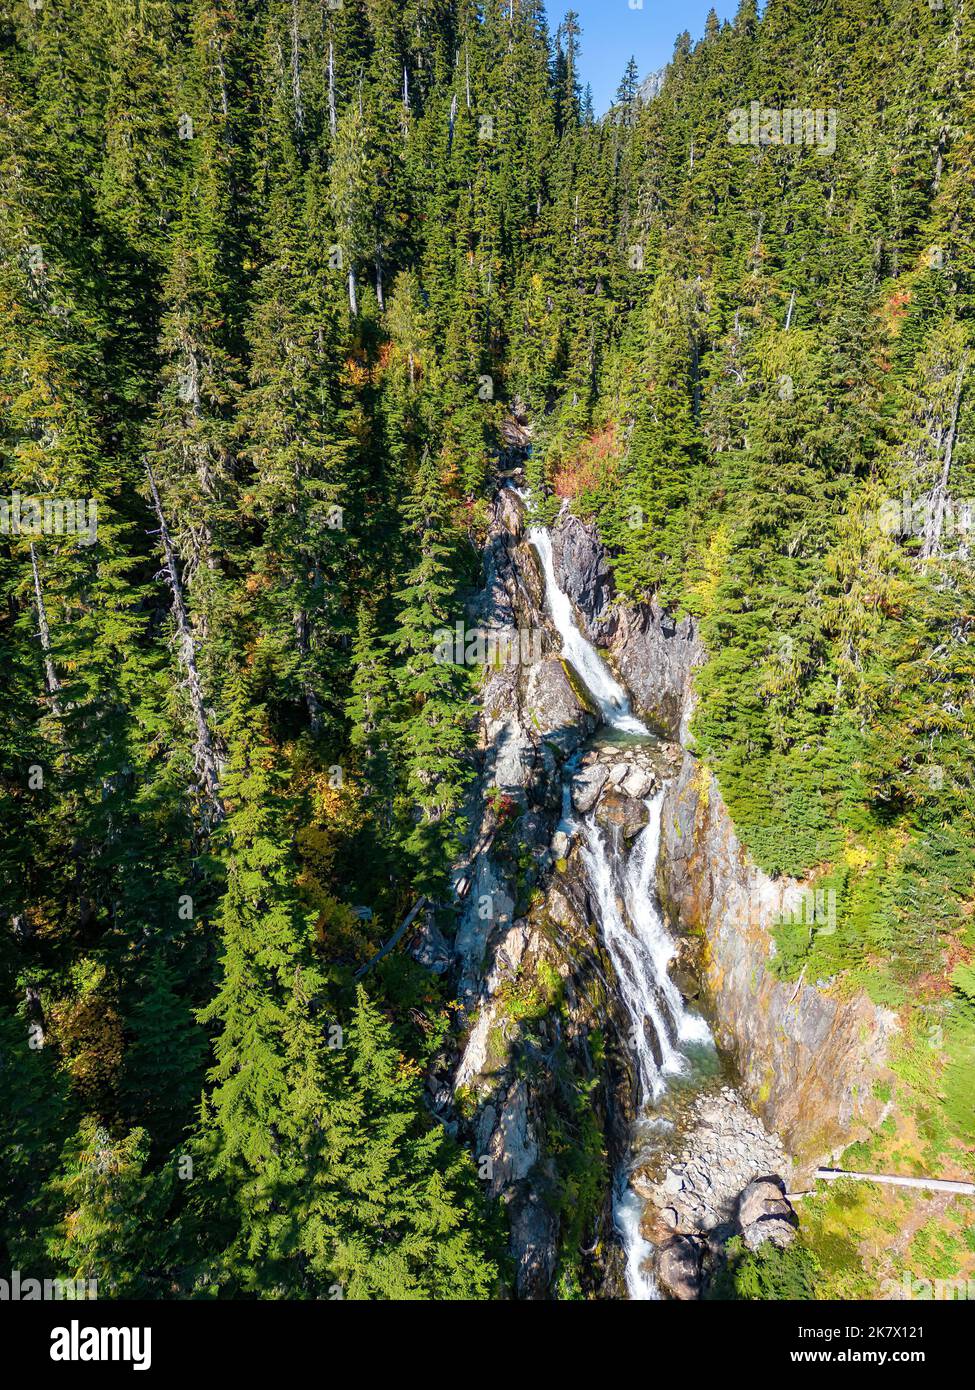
710;1235;823;1301
2;0;974;1305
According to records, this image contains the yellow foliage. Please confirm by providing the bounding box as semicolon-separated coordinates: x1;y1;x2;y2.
844;839;875;873
685;521;731;618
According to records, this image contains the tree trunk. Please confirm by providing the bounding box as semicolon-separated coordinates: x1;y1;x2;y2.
327;40;337;139
145;460;224;826
30;543;61;717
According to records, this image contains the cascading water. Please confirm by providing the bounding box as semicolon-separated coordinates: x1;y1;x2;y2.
529;525;647;734
529;516;715;1299
581;797;711;1103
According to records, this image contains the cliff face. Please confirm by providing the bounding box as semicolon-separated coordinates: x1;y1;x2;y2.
657;754;896;1170
449;497;895;1297
448;491;629;1299
550;514;701;743
555;524;898;1173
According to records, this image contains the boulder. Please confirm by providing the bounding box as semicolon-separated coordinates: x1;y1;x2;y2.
741;1216;799;1252
621;766;656;800
737;1177;798;1251
737;1176;792;1227
571;763;608;813
657;1236;703;1300
595;790;650;839
668;962;700;1002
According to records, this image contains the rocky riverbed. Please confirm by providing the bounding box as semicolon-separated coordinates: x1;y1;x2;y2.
630;1085;799;1298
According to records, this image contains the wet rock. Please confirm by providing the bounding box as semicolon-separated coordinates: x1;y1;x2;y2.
621;766;656;800
668;962;700;1002
571;763;608;813
550;514;616;642
657;1236;703;1300
595;790;650;840
551;829;570;859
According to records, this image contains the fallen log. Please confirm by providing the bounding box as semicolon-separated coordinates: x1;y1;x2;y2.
354;896;428;979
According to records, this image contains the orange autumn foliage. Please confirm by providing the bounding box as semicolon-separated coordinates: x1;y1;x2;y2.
551;423;621;499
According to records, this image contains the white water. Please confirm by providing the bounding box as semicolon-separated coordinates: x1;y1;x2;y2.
613;1180;660;1301
528;512;714;1299
581;795;711;1106
529;526;647;734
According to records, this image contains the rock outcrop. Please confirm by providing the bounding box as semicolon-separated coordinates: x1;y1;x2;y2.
449;490;628;1298
452;488;596;1006
659;753;897;1170
548;517;897;1175
736;1177;800;1251
657;1235;703;1301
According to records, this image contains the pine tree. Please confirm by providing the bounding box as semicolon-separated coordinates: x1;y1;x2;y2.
391;452;473;896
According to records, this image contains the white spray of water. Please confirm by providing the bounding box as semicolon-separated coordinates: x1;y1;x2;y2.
581;798;713;1299
581;799;683;1100
526;510;714;1298
613;1180;660;1301
529;525;647;734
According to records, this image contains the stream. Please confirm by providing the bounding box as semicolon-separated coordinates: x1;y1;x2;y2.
530;520;717;1299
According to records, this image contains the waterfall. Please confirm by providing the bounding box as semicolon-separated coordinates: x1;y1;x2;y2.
581;796;713;1300
529;514;714;1298
581;795;710;1105
529;526;647;734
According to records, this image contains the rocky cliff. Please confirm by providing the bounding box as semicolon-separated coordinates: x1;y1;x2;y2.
446;490;629;1298
445;493;895;1298
658;754;896;1171
555;516;898;1174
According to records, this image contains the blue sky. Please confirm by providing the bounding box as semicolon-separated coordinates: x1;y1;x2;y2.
544;1;737;115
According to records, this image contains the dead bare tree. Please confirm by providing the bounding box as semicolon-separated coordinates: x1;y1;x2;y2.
29;542;61;718
145;460;224;827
